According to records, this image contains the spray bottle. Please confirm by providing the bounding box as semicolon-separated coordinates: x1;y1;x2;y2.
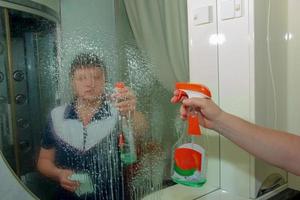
171;82;212;187
114;82;137;165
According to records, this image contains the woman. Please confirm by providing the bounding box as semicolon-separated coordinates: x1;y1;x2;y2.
37;53;145;200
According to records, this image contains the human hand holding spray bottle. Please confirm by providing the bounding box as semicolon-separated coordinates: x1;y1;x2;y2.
171;82;212;187
114;82;137;165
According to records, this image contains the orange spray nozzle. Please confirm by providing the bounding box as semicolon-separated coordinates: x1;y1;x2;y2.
175;82;212;98
175;82;212;136
173;90;188;103
115;82;125;89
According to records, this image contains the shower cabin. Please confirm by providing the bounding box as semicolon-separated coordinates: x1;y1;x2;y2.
0;1;59;199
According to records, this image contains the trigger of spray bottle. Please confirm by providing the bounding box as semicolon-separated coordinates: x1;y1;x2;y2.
173;89;202;135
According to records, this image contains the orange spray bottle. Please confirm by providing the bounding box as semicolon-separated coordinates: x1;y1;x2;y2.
171;82;212;187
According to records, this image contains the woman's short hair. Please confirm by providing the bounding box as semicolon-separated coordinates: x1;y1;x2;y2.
70;53;106;77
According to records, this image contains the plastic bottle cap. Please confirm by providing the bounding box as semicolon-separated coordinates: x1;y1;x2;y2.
115;82;125;89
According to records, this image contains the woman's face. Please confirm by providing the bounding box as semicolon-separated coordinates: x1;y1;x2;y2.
72;66;105;102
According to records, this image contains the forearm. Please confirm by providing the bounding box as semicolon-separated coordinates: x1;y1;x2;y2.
37;159;61;181
214;112;300;175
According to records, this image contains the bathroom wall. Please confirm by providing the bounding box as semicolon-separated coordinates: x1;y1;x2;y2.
287;0;300;190
187;0;221;196
188;0;291;198
59;0;118;100
60;0;116;60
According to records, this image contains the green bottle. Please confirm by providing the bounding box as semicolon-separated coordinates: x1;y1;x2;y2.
115;82;137;165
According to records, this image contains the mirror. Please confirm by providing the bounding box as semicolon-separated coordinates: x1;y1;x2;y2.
0;0;220;199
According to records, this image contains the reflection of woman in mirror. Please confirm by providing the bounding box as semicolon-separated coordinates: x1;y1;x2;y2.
37;53;145;200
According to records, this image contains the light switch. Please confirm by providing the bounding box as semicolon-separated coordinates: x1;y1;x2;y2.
193;6;212;26
221;0;235;20
234;0;243;18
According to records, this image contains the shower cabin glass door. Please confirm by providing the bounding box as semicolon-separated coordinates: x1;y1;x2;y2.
0;7;58;199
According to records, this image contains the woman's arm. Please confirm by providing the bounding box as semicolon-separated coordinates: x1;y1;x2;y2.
215;111;300;176
37;148;79;192
37;148;61;180
175;96;300;176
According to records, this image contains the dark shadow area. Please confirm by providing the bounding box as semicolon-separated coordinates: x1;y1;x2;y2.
269;188;300;200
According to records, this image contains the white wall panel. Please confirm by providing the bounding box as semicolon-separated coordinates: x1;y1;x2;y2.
187;0;220;196
287;0;300;191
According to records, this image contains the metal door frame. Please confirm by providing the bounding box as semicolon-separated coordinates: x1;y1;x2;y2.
3;7;20;176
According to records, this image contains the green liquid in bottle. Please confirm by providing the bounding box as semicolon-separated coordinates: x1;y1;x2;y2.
171;176;206;187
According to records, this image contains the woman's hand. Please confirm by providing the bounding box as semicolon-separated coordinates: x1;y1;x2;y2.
113;86;136;116
171;90;224;130
57;169;79;192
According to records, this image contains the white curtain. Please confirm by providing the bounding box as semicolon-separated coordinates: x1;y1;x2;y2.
123;0;189;91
